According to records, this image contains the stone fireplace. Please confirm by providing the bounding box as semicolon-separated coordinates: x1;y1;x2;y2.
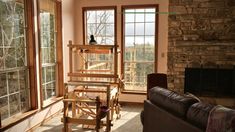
167;0;235;94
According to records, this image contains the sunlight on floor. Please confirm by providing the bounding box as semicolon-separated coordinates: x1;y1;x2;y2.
34;103;143;132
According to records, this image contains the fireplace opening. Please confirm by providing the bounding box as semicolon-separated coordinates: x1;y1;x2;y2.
184;67;235;97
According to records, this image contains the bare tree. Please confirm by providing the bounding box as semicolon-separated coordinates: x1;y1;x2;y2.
0;0;27;120
0;0;25;69
86;11;114;45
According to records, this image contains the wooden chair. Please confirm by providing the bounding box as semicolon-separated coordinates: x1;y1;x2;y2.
63;93;103;132
62;82;120;132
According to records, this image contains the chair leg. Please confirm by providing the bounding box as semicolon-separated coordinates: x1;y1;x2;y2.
63;121;69;132
95;96;101;132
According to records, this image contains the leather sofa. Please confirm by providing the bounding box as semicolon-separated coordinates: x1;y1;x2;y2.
141;87;215;132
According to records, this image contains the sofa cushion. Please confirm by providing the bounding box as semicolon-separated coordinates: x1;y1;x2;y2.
149;87;199;118
187;102;215;130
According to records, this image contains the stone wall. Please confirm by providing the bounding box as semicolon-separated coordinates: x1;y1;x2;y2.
168;0;235;93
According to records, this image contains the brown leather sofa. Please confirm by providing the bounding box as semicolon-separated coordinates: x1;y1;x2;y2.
142;87;215;132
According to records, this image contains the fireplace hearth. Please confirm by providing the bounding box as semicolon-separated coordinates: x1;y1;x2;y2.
184;67;235;97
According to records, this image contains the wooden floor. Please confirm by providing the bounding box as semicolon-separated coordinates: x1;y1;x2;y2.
34;103;143;132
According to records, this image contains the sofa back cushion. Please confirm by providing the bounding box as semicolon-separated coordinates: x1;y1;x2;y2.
149;87;199;118
186;102;215;130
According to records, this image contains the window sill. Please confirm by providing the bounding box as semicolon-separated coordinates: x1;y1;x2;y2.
1;96;63;131
1;110;38;131
42;96;63;109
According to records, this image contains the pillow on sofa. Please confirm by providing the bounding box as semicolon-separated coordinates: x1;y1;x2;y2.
206;105;235;132
149;87;199;118
186;102;215;130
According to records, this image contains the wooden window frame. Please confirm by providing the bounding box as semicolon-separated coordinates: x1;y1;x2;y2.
82;6;117;45
121;4;159;93
0;0;38;130
37;0;64;108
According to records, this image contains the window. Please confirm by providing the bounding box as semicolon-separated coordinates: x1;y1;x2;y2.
83;7;116;45
0;0;31;120
38;0;63;103
122;5;158;92
82;7;117;81
0;0;63;128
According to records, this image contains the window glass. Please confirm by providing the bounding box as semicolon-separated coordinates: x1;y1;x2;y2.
39;0;57;101
0;0;30;121
85;9;115;45
135;9;145;22
145;23;155;35
125;23;134;36
123;7;156;91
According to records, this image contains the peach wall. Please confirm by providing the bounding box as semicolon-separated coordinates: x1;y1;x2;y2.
4;101;63;132
73;0;169;73
62;0;76;82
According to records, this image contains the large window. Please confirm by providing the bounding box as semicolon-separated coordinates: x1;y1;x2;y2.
0;0;63;128
0;0;30;120
83;7;116;45
82;7;117;81
122;5;158;92
38;0;63;103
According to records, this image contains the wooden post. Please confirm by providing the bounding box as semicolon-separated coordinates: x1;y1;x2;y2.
71;92;76;118
63;94;69;132
69;40;73;81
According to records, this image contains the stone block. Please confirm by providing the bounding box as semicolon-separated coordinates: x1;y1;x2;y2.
181;0;193;5
174;63;188;68
169;27;183;35
203;61;218;68
169;21;181;27
182;30;197;35
195;20;211;30
193;0;210;2
180;26;191;30
178;14;195;20
199;1;225;8
206;46;220;51
191;61;202;68
186;7;193;13
169;0;180;5
211;19;224;23
217;9;232;18
193;8;208;14
232;9;235;16
211;23;225;31
181;21;192;27
169;6;188;14
207;9;217;16
169;15;177;21
183;35;199;40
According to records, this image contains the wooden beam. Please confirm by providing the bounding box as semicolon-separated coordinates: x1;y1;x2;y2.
68;73;118;78
68;44;117;50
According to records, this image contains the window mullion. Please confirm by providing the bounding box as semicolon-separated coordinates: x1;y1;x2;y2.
6;73;10;118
